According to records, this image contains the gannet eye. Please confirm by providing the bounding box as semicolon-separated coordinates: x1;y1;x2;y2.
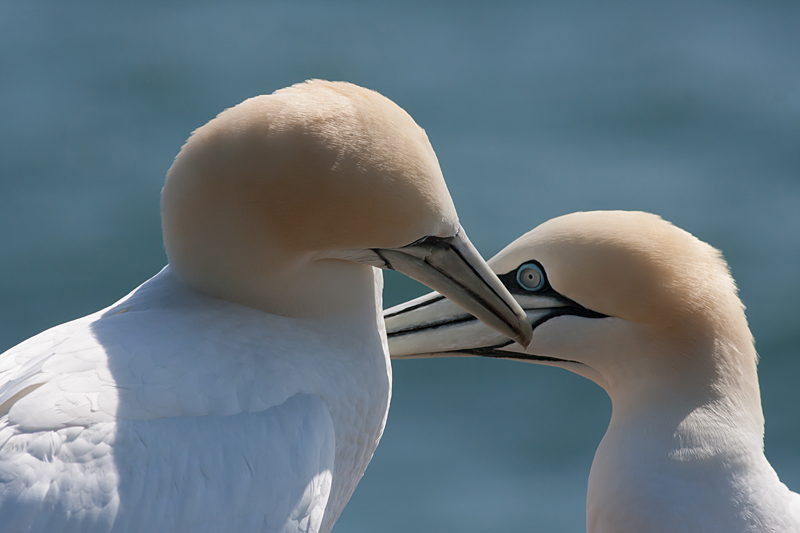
516;263;545;291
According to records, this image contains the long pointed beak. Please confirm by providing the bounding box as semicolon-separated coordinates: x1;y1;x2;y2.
375;229;532;348
384;290;563;359
383;282;606;360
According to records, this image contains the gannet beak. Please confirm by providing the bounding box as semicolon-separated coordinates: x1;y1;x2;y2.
383;282;604;360
375;229;533;348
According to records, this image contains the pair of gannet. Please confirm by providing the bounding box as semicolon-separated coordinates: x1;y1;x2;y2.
0;81;530;532
386;210;800;532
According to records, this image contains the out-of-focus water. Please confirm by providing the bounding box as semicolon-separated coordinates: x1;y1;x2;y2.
1;1;798;531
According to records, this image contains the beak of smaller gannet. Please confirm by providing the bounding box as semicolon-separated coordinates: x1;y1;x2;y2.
384;290;552;359
375;229;532;348
383;268;606;360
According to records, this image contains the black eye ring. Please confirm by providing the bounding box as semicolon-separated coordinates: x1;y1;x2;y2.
516;262;546;291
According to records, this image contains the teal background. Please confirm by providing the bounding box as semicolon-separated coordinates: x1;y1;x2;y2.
1;1;799;531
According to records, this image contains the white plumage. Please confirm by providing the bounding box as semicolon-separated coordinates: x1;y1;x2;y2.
0;267;367;532
0;80;530;533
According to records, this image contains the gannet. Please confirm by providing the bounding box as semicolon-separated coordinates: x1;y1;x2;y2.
385;210;800;533
0;80;531;533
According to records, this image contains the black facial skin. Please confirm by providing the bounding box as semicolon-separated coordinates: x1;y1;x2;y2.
387;260;607;364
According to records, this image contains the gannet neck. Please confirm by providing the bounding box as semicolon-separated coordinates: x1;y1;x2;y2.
161;80;459;319
599;329;764;463
585;344;786;533
535;313;764;434
587;403;790;533
583;318;772;532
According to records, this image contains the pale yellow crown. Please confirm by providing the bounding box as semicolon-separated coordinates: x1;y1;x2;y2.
161;80;460;310
491;211;749;340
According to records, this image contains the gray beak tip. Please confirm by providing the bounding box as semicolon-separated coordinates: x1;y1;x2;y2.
502;311;532;348
515;320;533;348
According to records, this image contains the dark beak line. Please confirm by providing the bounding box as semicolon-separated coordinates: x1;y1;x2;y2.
386;313;478;337
387;303;607;339
456;344;584;365
383;294;445;319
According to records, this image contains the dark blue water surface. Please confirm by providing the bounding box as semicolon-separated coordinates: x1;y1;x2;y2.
1;1;799;531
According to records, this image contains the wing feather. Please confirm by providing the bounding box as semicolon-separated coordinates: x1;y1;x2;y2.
0;393;335;533
0;281;339;532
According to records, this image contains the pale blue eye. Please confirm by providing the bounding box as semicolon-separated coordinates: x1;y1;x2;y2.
516;263;545;291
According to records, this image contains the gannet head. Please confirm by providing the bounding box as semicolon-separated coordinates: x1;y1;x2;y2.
162;80;531;345
385;211;759;409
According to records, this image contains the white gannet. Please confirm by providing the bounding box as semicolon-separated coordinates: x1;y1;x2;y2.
385;210;800;533
0;80;532;533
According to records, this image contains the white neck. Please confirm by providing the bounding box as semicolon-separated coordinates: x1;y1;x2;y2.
584;334;800;533
168;242;382;321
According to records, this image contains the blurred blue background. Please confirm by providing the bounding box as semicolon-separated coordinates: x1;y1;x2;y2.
1;1;798;531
